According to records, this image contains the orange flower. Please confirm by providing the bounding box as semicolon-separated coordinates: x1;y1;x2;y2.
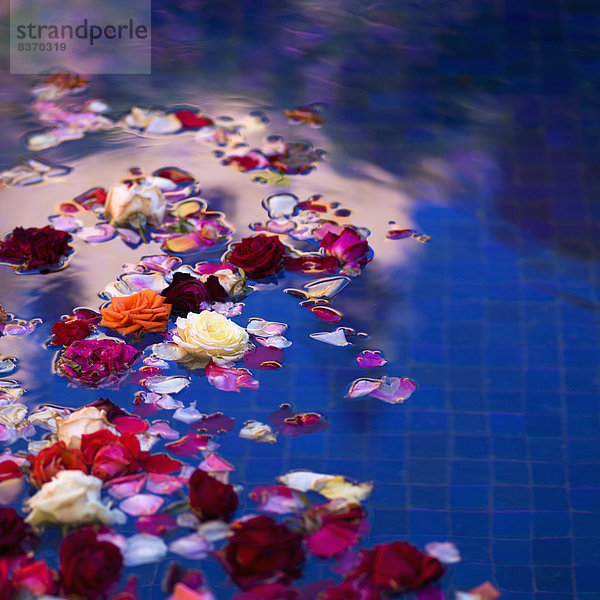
100;289;171;335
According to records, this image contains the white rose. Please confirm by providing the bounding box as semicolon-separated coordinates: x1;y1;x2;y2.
156;311;250;369
56;406;116;449
24;470;126;527
104;181;166;227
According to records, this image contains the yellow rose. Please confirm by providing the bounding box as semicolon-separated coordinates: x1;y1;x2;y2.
104;181;166;227
24;470;126;527
156;310;250;369
56;406;116;449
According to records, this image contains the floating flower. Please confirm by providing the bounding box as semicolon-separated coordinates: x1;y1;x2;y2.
161;273;227;317
10;557;57;597
154;311;250;369
100;289;172;335
0;225;73;272
59;527;123;600
315;224;372;270
189;468;239;522
104;180;167;227
29;441;87;486
55;339;141;388
228;234;286;279
0;507;37;556
221;515;305;589
56;406;116;449
25;470;126;527
51;309;100;346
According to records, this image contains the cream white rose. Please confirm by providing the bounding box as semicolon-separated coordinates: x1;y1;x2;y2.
154;310;250;369
24;470;126;527
104;180;166;227
56;406;116;449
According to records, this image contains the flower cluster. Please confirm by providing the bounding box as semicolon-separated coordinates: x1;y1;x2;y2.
0;226;72;272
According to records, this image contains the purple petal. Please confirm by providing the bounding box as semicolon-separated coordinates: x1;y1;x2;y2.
192;412;235;434
135;513;178;536
77;224;116;243
369;376;417;403
355;350;387;368
147;420;180;440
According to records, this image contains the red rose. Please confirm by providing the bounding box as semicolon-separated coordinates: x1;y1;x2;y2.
12;559;56;596
222;515;305;590
228;234;286;279
188;468;239;522
0;226;72;271
29;442;88;486
351;542;444;593
80;430;140;480
0;560;15;600
51;318;92;347
59;527;123;600
161;272;228;317
0;508;37;557
234;582;300;600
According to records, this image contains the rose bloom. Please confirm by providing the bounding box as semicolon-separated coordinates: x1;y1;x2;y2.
228;234;286;279
189;468;239;522
51;318;92;346
56;406;116;449
55;338;141;388
60;527;123;600
100;288;172;335
0;225;72;271
104;180;166;227
11;558;56;597
222;515;305;589
192;262;248;299
161;273;227;317
29;441;88;486
315;224;372;270
0;507;37;557
24;470;126;527
156;310;250;369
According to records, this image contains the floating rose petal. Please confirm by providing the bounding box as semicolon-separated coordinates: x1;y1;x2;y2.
344;378;382;398
153;167;196;185
0;475;24;504
165;433;210;457
48;214;83;232
425;541;461;564
147;420;180;440
246;318;288;338
136;513;178;536
113;416;149;434
355;350;387;368
278;471;373;502
199;453;235;479
262;193;299;219
117;227;142;246
107;473;147;499
0;317;43;337
0;424;13;442
123;534;168;567
283;255;340;277
174;402;204;424
249;485;305;514
369;376;417;404
146;472;187;495
77;224;116;243
269;404;329;437
130;366;163;386
120;493;164;516
386;229;416;240
310;328;351;347
307;305;343;323
143;376;191;395
192;412;235;434
243;345;284;370
205;362;259;393
469;582;501;600
239;421;277;444
304;276;351;300
169;534;212;560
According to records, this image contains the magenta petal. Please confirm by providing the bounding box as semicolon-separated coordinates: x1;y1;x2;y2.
249;485;305;514
205;362;259;392
243;345;285;370
146;472;187;495
386;228;416;240
113;415;149;434
120;493;165;516
355;350;387;368
147;421;180;440
199;453;235;473
369;376;417;403
136;513;178;536
107;473;147;499
165;433;210;457
268;404;330;437
192;412;235;434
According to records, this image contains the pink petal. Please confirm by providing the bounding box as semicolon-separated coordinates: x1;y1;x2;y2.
135;513;177;536
249;485;305;514
168;534;212;560
120;493;165;516
369;377;417;403
107;473;147;499
199;453;235;473
165;433;210;457
355;350;387;368
386;229;415;240
146;472;187;495
113;416;149;434
147;421;180;440
205;362;259;393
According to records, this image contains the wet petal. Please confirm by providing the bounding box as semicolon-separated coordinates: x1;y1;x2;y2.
77;224;116;243
174;402;204;424
205;363;259;393
113;416;149;434
425;541;461;564
239;421;277;443
146;472;187;495
355;351;387;368
345;378;381;398
165;433;210;456
147;421;180;440
249;485;305;514
120;493;165;516
135;513;178;536
192;413;235;434
123;534;168;567
310;328;351;347
369;376;417;403
107;473;148;499
144;376;191;395
169;534;212;560
268;404;330;437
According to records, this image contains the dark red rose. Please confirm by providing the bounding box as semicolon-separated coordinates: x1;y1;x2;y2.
51;318;92;347
174;110;214;129
188;468;239;522
161;272;227;317
222;515;305;589
59;527;123;600
228;234;286;279
80;430;140;481
0;226;72;271
12;558;56;596
234;582;300;600
29;442;87;486
283;255;340;277
350;542;444;593
0;508;37;557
